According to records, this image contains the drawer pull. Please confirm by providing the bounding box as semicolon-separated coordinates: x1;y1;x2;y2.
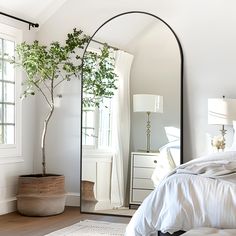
154;160;157;163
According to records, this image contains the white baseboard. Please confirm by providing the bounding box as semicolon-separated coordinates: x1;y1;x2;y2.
95;200;113;210
0;197;17;215
65;192;80;207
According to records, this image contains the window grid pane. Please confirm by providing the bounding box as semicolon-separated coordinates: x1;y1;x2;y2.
82;108;97;146
82;127;95;146
3;40;14;58
98;98;112;148
0;38;2;58
5;125;14;144
0;125;2;144
3;61;14;82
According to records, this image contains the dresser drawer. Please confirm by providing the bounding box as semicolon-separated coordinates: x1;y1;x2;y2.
133;178;154;189
133;154;159;168
132;189;153;202
133;167;154;179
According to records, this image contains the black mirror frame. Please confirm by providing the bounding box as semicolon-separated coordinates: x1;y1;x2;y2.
80;10;184;217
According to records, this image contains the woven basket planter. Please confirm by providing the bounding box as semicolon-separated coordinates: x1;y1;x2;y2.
17;174;66;216
81;180;98;212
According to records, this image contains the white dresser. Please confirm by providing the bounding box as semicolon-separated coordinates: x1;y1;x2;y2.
129;152;159;207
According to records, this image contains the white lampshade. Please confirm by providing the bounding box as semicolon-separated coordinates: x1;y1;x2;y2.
208;98;236;125
133;94;163;113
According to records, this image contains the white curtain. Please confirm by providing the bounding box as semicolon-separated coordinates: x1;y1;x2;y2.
111;50;134;206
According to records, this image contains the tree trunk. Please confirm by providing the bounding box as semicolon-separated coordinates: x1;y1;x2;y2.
41;106;54;176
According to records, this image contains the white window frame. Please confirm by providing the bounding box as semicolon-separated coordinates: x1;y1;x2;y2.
0;23;22;159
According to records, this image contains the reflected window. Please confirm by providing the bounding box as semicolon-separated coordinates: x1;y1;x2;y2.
82;94;112;149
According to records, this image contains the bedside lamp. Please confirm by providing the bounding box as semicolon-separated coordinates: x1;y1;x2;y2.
133;94;163;153
208;97;236;150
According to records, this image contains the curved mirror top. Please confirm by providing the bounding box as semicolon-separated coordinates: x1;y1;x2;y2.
81;12;182;216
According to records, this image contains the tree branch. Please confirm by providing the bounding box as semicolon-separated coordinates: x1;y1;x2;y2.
53;77;67;89
51;72;55;104
33;81;52;108
43;80;51;93
53;68;78;89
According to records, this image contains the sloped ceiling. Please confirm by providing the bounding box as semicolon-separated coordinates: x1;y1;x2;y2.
0;0;67;25
0;0;172;50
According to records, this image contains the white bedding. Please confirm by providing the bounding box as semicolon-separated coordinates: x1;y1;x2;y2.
152;140;180;187
125;151;236;236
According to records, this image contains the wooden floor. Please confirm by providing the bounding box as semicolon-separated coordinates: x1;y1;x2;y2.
0;207;131;236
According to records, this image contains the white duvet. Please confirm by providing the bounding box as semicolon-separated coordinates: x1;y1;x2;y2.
125;151;236;236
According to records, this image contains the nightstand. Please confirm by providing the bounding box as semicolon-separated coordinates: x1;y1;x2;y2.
129;152;159;207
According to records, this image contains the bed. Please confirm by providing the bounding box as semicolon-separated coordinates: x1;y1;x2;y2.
125;151;236;236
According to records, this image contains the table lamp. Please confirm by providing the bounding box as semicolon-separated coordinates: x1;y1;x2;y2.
208;97;236;150
133;94;163;152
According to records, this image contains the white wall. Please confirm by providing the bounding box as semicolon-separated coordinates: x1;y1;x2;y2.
33;79;81;205
35;0;236;200
0;16;36;215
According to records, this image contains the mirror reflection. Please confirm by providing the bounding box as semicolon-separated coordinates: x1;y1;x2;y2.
81;12;182;216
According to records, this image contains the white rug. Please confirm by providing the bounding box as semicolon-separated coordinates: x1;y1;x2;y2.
44;220;127;236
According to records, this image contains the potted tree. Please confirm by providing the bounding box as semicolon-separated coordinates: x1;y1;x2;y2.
14;29;90;216
13;29;118;216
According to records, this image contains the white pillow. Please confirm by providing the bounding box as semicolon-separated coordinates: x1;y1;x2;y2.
164;126;180;142
159;140;180;151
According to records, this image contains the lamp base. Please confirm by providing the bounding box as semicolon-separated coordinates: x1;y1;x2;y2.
219;124;226;151
211;125;226;152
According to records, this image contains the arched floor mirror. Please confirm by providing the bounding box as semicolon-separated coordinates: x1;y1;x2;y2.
80;11;183;217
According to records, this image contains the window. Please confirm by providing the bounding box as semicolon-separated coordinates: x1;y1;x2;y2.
0;38;15;144
0;23;22;158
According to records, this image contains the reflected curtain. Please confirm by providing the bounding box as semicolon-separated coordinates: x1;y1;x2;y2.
111;50;134;206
